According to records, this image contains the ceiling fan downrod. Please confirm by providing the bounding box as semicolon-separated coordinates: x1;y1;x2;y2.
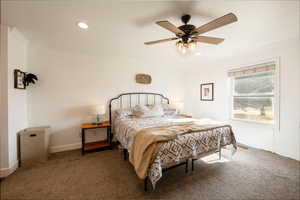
181;14;191;24
178;14;196;36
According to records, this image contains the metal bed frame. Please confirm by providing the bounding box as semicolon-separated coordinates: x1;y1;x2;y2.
109;92;189;191
109;92;170;123
109;92;223;191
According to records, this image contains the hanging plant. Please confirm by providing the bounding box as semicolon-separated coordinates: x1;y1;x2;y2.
24;73;38;86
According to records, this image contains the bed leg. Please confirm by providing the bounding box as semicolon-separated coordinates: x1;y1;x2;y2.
144;177;148;192
123;149;128;161
185;160;188;173
192;159;194;171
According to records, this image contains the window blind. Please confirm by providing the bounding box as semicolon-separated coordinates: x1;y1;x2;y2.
228;62;275;77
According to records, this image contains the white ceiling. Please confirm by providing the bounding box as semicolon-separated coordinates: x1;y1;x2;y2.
2;0;299;60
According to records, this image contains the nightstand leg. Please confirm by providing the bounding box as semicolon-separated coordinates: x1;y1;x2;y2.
108;126;112;149
109;127;112;145
107;127;110;144
82;128;85;155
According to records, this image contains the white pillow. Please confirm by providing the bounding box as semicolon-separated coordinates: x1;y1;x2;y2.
115;108;134;119
161;104;178;116
148;104;164;117
133;105;150;117
133;104;164;118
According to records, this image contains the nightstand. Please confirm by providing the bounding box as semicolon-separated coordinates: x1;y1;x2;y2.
81;121;112;155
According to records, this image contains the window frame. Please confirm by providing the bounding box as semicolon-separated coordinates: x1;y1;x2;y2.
228;58;280;128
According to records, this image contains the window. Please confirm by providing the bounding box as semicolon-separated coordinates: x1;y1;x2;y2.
229;62;276;124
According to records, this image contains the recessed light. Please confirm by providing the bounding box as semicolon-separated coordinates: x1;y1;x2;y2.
77;22;88;29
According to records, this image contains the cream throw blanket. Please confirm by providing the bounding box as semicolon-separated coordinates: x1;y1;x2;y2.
129;121;231;179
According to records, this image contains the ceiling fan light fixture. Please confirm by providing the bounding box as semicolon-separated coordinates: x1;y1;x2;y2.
189;40;197;50
176;40;197;54
77;22;89;29
176;41;183;48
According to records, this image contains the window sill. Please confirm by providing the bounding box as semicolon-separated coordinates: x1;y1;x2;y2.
230;118;274;126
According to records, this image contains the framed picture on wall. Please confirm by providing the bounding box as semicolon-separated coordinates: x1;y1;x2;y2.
14;69;26;89
200;83;214;101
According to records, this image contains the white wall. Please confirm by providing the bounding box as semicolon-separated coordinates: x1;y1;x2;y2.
27;44;185;152
0;25;28;176
7;27;28;166
184;38;300;160
0;25;10;170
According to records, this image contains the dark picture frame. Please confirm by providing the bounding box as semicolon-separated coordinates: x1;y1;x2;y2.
200;83;214;101
14;69;26;89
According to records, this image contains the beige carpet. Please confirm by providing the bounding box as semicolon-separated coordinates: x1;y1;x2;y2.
1;146;299;200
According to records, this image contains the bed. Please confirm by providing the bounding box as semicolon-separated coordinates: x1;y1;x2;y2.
109;93;237;191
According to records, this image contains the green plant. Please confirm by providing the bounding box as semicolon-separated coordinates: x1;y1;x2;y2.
24;73;38;86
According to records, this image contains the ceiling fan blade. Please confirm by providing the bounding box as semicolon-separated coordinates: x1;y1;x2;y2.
144;37;178;45
156;21;185;36
193;36;224;44
191;13;237;35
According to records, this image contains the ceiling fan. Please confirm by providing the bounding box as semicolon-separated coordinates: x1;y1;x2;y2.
144;13;238;53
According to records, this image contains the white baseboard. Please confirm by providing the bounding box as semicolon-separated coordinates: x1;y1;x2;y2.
49;142;81;153
0;160;19;178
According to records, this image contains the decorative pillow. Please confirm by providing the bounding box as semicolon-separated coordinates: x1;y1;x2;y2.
134;104;164;118
115;108;134;119
147;104;164;117
132;105;150;117
161;104;178;116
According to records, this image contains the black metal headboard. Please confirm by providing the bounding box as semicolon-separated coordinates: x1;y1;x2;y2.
109;92;169;123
